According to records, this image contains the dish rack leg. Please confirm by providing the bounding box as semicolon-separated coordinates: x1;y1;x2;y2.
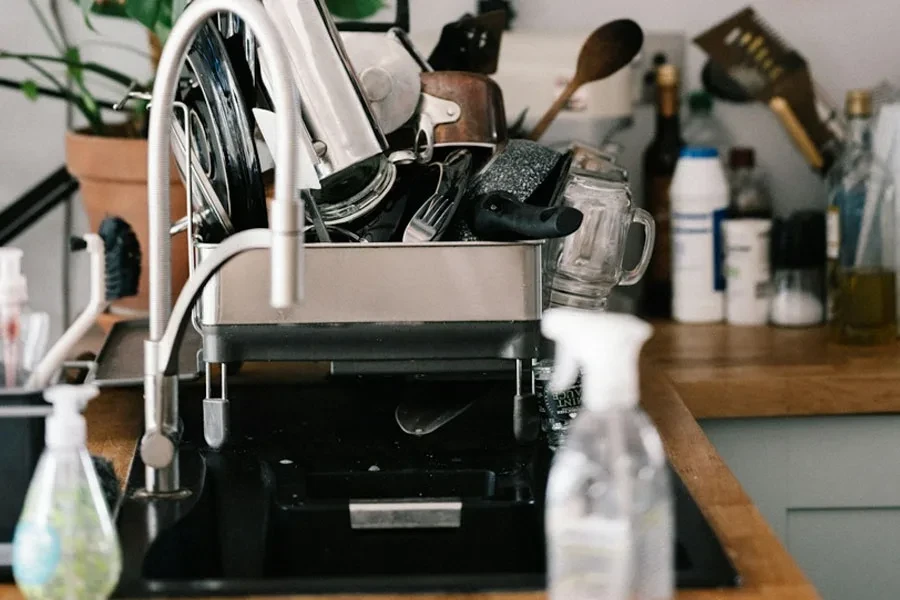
513;359;539;443
203;361;230;450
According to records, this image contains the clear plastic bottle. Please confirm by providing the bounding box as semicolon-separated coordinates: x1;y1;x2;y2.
0;248;49;388
12;385;121;599
543;309;673;600
682;91;730;160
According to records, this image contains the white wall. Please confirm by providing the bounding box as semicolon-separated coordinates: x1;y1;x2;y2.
1;0;899;335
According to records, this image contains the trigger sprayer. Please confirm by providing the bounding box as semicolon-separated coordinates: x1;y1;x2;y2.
541;308;672;600
542;308;653;412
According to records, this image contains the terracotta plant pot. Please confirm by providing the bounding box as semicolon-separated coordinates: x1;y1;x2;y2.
65;129;190;319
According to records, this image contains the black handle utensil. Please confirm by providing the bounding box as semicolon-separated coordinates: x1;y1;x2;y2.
471;191;583;241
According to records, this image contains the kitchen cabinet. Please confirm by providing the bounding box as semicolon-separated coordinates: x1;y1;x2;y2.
702;416;900;600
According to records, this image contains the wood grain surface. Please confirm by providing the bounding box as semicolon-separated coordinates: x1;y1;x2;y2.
0;322;847;600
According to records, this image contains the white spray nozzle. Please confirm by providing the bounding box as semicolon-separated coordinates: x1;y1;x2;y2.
0;247;27;305
43;384;99;448
541;308;653;410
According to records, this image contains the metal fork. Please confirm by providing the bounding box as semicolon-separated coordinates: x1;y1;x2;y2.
402;149;472;243
403;194;457;243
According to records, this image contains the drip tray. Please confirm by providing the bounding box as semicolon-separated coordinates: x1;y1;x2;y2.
113;380;738;596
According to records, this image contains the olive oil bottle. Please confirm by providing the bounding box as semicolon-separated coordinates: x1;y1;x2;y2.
826;89;897;344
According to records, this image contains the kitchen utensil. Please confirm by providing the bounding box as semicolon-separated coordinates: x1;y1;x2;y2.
470;191;583;241
341;31;423;134
261;0;388;187
419;71;507;150
467;139;568;206
180;20;267;230
528;19;643;141
303;190;331;243
544;169;655;310
402;150;473;243
388;27;433;72
694;7;840;171
427;10;506;74
395;398;475;436
700;60;753;103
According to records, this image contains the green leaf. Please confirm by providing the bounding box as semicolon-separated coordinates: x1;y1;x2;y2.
21;80;39;101
64;47;84;83
124;0;161;31
325;0;385;20
79;0;98;31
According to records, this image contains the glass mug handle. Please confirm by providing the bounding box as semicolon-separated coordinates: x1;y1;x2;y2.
619;208;656;286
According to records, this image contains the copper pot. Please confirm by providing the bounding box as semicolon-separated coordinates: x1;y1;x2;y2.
419;71;508;150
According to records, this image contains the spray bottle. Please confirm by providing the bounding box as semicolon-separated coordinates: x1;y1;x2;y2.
0;248;49;388
12;385;121;599
542;308;673;600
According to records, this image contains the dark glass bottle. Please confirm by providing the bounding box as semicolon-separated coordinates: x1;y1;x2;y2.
641;64;684;317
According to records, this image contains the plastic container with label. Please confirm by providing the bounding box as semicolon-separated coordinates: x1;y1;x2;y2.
670;147;729;323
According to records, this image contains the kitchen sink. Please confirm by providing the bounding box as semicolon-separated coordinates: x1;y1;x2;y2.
113;377;738;597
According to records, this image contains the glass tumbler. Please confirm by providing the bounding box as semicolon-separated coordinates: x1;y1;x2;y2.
543;169;656;309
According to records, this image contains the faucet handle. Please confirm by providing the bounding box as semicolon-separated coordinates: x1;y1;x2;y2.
141;428;175;469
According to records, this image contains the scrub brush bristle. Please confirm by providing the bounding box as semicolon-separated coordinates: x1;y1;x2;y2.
97;217;141;301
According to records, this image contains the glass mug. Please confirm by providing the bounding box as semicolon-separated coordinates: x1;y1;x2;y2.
544;170;655;309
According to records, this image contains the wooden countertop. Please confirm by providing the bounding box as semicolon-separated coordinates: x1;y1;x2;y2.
649;323;900;419
3;322;859;600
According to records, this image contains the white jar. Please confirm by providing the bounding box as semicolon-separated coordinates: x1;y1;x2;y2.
670;147;729;323
723;218;772;325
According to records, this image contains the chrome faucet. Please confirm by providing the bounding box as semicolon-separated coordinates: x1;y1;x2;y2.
140;0;302;494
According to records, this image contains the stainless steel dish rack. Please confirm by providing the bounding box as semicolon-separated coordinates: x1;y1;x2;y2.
193;239;544;363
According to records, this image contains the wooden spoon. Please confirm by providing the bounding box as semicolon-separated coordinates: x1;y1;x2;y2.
528;19;644;141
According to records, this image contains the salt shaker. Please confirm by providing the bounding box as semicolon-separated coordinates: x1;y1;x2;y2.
770;211;826;327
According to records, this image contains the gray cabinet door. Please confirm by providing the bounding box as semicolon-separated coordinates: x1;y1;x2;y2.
702;416;900;600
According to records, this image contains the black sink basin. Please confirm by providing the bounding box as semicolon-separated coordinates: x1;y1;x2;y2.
114;377;738;597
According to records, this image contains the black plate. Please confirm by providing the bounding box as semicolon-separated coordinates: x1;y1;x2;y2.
179;21;267;233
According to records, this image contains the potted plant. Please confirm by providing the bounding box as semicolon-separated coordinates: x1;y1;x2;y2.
0;0;189;321
1;0;389;322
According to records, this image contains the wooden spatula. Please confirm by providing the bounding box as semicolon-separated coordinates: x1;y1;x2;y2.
529;19;644;141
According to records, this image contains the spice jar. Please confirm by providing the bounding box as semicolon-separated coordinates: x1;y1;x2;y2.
770;211;826;327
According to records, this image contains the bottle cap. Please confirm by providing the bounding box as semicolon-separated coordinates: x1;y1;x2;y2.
680;147;718;159
846;89;872;118
729;147;755;169
541;308;653;411
43;385;99;449
0;248;27;305
688;90;713;113
656;64;678;87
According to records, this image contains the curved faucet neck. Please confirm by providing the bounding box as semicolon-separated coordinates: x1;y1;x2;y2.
143;0;302;493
